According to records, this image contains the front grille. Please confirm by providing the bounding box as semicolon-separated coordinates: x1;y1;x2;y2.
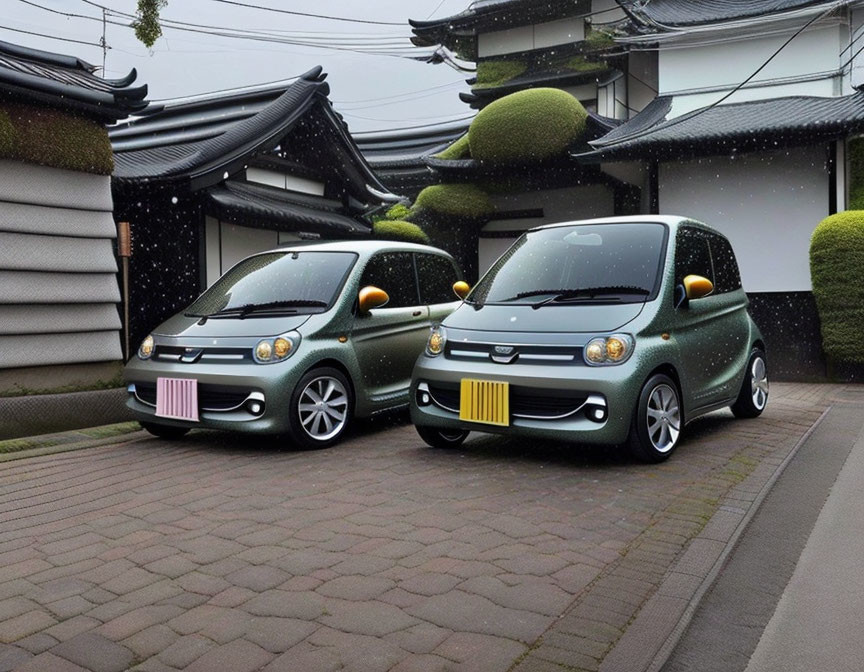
446;341;581;365
135;382;251;411
154;345;251;363
427;383;588;419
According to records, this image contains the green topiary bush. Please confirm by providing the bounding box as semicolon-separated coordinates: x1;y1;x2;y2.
810;210;864;363
414;183;495;219
848;138;864;209
435;133;471;160
474;60;527;89
0;103;114;175
373;220;430;244
468;88;588;164
384;203;411;220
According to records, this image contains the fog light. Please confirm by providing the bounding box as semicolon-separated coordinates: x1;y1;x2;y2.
422;393;430;405
246;399;265;416
594;408;605;420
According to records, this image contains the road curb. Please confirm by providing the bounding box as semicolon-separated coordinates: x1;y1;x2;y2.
600;404;834;672
0;430;149;462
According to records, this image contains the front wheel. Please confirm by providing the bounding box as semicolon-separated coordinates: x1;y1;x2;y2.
416;425;469;449
730;349;768;419
287;367;353;450
627;374;682;463
140;422;190;440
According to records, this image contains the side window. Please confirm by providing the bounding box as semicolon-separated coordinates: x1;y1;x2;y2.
707;233;742;294
415;253;460;305
675;228;713;288
359;252;419;308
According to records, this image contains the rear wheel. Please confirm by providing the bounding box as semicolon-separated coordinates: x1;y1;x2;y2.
287;367;353;450
416;425;469;449
731;349;768;418
140;422;190;440
627;374;682;463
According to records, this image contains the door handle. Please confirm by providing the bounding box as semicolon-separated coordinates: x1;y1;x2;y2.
412;310;422;317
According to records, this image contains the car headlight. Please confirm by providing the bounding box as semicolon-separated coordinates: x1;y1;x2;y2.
584;334;634;366
138;335;154;360
427;325;447;356
254;331;300;364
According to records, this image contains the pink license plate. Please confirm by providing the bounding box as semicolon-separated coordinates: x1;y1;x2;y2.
156;377;199;422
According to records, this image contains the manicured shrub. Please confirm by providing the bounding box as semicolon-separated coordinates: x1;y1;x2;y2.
414;183;495;219
0;103;113;175
474;60;527;88
373;220;430;244
810;211;864;363
848;137;864;209
435;133;471;160
468;88;588;164
384;203;411;220
584;28;616;50
565;56;605;73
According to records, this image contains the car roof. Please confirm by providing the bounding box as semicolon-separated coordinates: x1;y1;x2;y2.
529;215;727;239
253;238;455;258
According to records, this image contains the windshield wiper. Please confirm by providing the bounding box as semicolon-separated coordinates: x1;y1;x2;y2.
185;299;327;319
513;286;651;309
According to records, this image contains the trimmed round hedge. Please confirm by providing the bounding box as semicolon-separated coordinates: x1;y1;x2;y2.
414;183;494;219
468;88;588;164
384;203;411;221
435;133;471;160
810;211;864;363
373;220;429;244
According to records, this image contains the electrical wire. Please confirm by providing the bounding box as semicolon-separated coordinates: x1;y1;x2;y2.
205;0;404;26
0;23;107;48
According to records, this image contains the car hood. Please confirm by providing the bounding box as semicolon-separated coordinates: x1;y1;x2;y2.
443;301;646;334
153;312;313;338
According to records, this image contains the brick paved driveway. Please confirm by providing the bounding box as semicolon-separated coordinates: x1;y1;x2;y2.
0;384;844;672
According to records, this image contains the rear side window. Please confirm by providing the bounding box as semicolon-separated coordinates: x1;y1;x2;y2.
416;253;460;305
707;233;742;293
675;228;713;287
360;252;420;308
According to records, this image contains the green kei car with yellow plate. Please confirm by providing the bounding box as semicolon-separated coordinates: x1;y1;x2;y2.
411;216;768;462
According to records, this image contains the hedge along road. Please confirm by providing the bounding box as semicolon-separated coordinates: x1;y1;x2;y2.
0;383;845;672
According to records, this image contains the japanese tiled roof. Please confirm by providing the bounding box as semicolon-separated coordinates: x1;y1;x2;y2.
579;92;864;162
619;0;832;28
110;67;390;201
353;120;472;169
0;39;147;122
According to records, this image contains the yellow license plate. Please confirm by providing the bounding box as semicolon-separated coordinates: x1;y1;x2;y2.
460;379;510;426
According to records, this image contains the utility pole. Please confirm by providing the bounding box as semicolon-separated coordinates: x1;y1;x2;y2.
100;8;107;74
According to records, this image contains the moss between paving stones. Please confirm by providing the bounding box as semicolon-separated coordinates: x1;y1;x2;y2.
372;220;430;244
414;183;495;219
810;210;864;363
0;103;114;175
468;88;588;164
0;421;140;455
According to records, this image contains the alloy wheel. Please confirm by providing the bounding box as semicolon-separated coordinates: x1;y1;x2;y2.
646;383;681;453
298;376;349;441
751;356;768;410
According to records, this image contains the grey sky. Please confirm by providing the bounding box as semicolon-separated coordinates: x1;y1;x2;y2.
5;0;474;132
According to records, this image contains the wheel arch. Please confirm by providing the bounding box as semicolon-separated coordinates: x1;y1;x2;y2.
301;358;357;412
645;363;684;424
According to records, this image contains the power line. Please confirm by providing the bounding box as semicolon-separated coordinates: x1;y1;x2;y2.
341;110;474;123
0;23;106;49
351;116;474;135
205;0;404;26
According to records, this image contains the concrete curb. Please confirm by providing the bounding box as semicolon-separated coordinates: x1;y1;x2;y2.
0;387;131;440
0;430;149;462
600;404;834;672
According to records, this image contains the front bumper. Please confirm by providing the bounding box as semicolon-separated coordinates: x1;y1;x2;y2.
410;353;642;445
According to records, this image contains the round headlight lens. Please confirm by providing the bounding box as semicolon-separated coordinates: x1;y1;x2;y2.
273;337;292;359
138;335;154;360
585;338;606;364
606;337;627;361
427;326;446;356
255;340;273;362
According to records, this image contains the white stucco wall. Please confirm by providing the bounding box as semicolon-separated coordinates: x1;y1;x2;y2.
478;17;585;57
658;146;830;292
204;218;303;286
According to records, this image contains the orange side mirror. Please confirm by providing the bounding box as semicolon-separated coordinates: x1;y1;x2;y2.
453;281;471;300
358;285;389;313
683;274;713;300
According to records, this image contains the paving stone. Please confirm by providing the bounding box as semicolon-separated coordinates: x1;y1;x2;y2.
44;616;101;642
45;595;93;620
166;605;231;635
459;576;573;617
13;651;88;672
98;605;184;641
208;586;257;608
244;590;326;619
185;638;274;672
398;573;462;597
121;624;180;660
225;565;290;592
433;632;527;672
14;632;58;655
320;599;418;637
157;634;217;667
144;556;198;579
316;575;395;601
0;610;57;643
244;617;318;653
384;623;452;654
51;632;135;672
0;644;32;672
263;644;342;672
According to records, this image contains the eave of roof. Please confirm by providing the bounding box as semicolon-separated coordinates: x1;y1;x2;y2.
206;180;371;238
578;92;864;163
0;39;147;122
621;0;829;29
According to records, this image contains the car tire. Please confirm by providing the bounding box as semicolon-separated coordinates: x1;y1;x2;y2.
627;373;683;463
730;349;768;419
139;421;190;440
416;424;469;449
287;367;353;450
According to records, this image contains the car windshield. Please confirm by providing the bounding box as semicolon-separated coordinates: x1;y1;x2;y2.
185;251;357;318
469;223;667;307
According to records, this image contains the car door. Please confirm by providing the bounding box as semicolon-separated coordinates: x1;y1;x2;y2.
672;227;728;412
351;251;430;403
704;231;752;401
415;252;463;326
